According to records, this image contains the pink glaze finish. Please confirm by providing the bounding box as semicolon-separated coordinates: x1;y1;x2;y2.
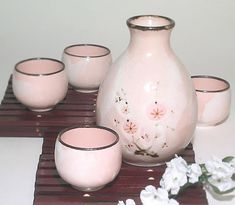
62;44;112;93
12;58;68;112
192;75;231;126
96;15;197;166
54;126;122;192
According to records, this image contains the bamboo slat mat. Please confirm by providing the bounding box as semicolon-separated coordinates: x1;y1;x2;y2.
0;77;96;137
0;76;208;205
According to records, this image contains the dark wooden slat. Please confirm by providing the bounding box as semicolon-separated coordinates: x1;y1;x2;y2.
0;110;96;117
3;90;97;100
0;118;95;127
0;115;96;122
36;167;166;177
34;195;142;205
1;99;96;105
0;103;95;111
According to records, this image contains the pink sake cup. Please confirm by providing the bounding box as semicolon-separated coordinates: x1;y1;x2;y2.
62;44;112;93
54;126;122;192
192;75;231;126
12;58;68;112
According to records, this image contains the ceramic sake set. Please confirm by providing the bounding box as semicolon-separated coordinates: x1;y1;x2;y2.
11;15;231;190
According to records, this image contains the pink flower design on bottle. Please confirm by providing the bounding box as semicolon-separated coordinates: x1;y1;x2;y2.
121;105;130;114
147;102;167;121
123;119;138;134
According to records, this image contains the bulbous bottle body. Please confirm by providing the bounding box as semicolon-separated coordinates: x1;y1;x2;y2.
96;15;197;166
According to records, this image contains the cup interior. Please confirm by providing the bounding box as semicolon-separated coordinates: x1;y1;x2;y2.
59;126;119;150
192;76;230;92
64;44;110;58
15;58;64;75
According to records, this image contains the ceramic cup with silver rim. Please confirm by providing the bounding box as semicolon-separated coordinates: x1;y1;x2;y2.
191;75;231;126
54;125;122;192
12;57;68;112
62;44;112;93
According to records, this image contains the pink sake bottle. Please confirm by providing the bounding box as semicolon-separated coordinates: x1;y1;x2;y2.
96;15;197;167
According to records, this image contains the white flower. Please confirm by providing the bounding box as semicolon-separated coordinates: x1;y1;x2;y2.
160;155;188;195
187;163;202;184
205;157;234;180
117;199;136;205
118;156;235;205
205;156;235;192
140;185;179;205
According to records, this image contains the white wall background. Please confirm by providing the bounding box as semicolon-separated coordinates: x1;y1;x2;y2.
1;0;235;99
1;2;235;205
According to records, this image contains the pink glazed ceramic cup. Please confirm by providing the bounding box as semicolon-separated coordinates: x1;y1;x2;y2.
54;126;122;192
12;58;68;112
62;44;112;93
192;75;231;126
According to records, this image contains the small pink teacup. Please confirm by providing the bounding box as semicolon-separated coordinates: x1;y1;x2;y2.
62;44;112;93
12;58;68;112
192;75;231;126
54;125;122;192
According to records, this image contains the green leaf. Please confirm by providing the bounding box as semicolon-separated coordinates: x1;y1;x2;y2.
208;181;235;195
222;156;234;163
232;173;235;181
199;174;208;184
199;164;208;174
